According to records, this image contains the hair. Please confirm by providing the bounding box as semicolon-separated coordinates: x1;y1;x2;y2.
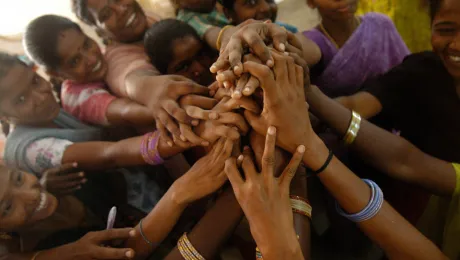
71;0;96;26
0;53;28;135
144;19;200;74
429;0;443;21
218;0;235;10
24;15;82;70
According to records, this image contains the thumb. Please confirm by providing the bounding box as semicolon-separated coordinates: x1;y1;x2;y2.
244;110;267;135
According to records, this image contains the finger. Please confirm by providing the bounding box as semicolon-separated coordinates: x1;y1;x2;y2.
57;185;83;195
286;54;297;85
179;123;209;146
271;51;288;83
216;70;236;88
157;109;181;139
242;76;260;96
241;30;273;66
289;52;307;73
45;162;79;176
180;95;217;110
234;73;249;99
227;38;244;75
214;125;240;140
295;65;304;90
243;61;276;96
226;96;261;114
271;24;289;52
92;246;135;259
211;58;230;74
185;106;219;121
215;112;249;134
163;100;192;124
287;32;303;52
156;120;174;147
91;228;136;243
280;145;305;190
214;87;233;101
225;158;244;186
174;81;210;97
218;138;235;160
208;81;219;96
211;137;226;155
262;126;277;177
53;172;85;182
241;153;258;180
172;134;192;148
243;110;267;136
285;42;303;57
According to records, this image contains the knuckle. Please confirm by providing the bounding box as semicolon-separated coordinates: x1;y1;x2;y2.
263;156;276;166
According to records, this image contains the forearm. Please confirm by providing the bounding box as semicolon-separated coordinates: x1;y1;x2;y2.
106;98;155;126
127;184;188;259
164;187;244;259
203;26;222;50
308;86;456;195
296;32;321;67
0;253;36;260
1;246;74;260
302;138;447;260
124;69;161;104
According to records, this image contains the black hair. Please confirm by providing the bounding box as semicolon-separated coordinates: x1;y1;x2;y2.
144;19;200;74
218;0;235;10
429;0;443;21
24;15;82;70
71;0;96;26
0;52;28;135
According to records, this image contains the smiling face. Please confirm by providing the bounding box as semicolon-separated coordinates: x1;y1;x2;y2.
51;28;107;83
167;36;215;86
0;167;58;231
226;0;277;24
86;0;148;43
0;63;60;126
307;0;358;21
431;0;460;82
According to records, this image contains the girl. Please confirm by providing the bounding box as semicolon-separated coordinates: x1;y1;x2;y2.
144;19;217;86
304;0;410;97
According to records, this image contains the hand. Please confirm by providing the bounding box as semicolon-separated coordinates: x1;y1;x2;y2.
243;50;313;154
172;138;234;205
224;126;305;259
249;131;290;177
40;163;86;197
55;228;136;259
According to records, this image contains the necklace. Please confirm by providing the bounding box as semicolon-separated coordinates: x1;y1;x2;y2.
319;16;361;49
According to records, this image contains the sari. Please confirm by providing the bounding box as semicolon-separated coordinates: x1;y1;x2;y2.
303;12;410;98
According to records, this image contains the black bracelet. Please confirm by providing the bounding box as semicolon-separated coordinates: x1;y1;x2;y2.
306;149;333;176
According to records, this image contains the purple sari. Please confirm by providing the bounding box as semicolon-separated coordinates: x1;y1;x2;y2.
303;13;410;97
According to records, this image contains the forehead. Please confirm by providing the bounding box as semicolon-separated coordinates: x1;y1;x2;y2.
434;0;460;23
87;0;110;12
56;28;86;61
172;36;202;59
0;63;32;94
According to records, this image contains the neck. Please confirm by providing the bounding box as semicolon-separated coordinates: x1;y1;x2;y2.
321;15;359;48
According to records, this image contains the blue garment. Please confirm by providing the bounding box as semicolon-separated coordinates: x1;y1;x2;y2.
275;21;298;33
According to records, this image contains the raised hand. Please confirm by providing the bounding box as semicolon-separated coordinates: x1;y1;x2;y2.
40;163;86;197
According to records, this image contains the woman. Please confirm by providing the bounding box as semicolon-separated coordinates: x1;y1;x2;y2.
304;0;410;97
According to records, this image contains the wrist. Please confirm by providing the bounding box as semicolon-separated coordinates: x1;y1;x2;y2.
169;181;190;208
302;134;330;171
256;230;303;260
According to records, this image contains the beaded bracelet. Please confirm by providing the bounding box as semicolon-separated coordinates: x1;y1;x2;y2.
140;131;164;165
343;110;362;145
178;233;205;260
290;195;312;219
336;179;384;222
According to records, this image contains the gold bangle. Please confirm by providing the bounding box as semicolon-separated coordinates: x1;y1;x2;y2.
290;198;312;219
31;251;42;260
178;233;205;260
343;110;362;145
216;25;233;51
178;238;194;260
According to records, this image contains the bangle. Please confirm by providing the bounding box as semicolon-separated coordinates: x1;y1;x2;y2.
290;195;312;219
306;149;333;176
139;218;154;247
31;251;42;260
140;131;164;165
336;179;384;222
216;25;233;51
178;233;205;260
343;110;362;145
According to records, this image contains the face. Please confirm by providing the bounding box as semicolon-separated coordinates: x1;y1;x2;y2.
0;63;60;126
431;0;460;81
87;0;149;43
229;0;277;24
0;167;58;231
52;28;107;83
177;0;216;12
308;0;358;20
167;36;215;86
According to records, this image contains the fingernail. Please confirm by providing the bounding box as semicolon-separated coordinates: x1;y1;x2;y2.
72;162;78;167
180;135;187;142
216;74;225;82
232;126;239;131
167;141;173;147
244;146;250;151
81;178;87;183
279;43;286;51
209;112;218;120
232;90;242;99
210;65;217;73
234;65;241;72
192;119;199;126
126;250;134;258
243;87;251;95
268;126;276;135
297;145;305;153
129;230;136;237
79;172;84;177
284;52;289;56
237;155;244;161
202;141;210;146
267;60;274;67
223;81;230;88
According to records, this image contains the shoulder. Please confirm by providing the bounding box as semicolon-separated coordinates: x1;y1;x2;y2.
399;51;445;74
362;12;394;25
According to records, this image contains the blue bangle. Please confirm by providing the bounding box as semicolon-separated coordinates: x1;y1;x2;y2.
336;179;384;222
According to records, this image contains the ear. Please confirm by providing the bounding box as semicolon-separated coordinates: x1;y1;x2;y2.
306;0;316;9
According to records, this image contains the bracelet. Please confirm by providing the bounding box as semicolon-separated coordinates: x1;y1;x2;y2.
306;149;333;176
343;110;362;145
216;25;233;51
31;251;42;260
336;179;384;222
178;233;205;260
140;131;164;165
139;218;154;247
290;195;312;219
